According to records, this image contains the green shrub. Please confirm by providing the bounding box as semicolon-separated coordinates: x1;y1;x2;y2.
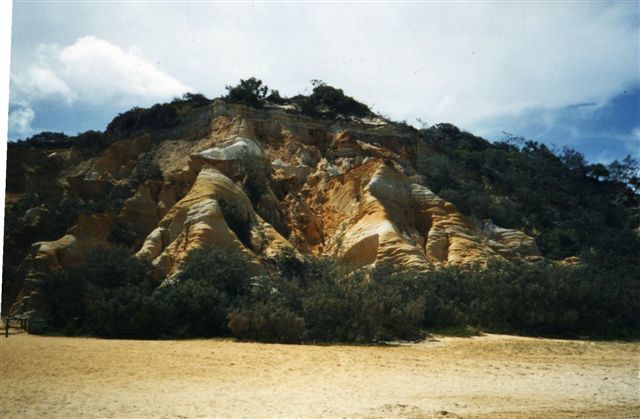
298;259;355;341
265;89;286;104
289;81;373;119
37;268;87;334
154;246;252;337
16;130;109;149
36;247;161;338
298;259;426;342
227;270;305;342
73;130;108;149
224;78;270;108
85;279;162;339
415;153;461;193
154;278;228;337
105;92;210;137
107;104;179;137
32;245;639;341
268;247;307;282
172;245;251;298
420;260;640;339
223;78;373;118
308;82;372;118
228;256;426;343
5;193;80;244
173;92;211;107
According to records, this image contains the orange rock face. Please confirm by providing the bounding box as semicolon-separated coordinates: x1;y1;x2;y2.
9;100;543;304
136;166;294;280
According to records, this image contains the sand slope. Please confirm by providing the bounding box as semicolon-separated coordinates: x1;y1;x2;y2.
1;333;638;418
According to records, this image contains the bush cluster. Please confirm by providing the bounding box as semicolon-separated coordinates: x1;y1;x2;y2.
229;257;426;343
106;104;179;137
421;261;639;339
33;242;639;341
288;81;373;119
11;130;109;150
223;78;373;119
224;78;272;108
34;247;252;338
33;247;427;341
35;247;161;338
106;92;211;137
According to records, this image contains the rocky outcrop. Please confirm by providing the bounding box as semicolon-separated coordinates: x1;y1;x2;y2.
5;99;544;311
8;213;114;315
299;158;538;271
481;222;543;261
91;135;153;179
28;214;114;270
136;166;293;280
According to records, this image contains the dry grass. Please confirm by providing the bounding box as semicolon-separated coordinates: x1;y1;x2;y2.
1;333;638;418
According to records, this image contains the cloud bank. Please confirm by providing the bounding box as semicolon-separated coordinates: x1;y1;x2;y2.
8;2;639;161
10;36;191;135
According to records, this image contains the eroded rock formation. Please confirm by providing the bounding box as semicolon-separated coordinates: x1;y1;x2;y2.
4;99;543;312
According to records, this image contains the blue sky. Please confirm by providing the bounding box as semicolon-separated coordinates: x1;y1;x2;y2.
4;2;639;163
478;85;640;162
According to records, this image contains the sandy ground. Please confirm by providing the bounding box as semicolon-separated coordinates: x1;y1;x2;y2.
0;332;638;418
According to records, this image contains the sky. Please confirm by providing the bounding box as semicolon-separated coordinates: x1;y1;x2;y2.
4;1;640;163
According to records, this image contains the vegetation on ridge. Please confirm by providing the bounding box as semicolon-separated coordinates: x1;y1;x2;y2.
223;77;374;118
11;78;373;146
106;92;211;137
9;130;108;150
416;123;639;260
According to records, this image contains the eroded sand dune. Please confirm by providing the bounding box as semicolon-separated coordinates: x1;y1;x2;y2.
1;334;638;418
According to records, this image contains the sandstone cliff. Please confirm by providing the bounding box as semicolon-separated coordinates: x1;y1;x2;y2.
3;99;542;312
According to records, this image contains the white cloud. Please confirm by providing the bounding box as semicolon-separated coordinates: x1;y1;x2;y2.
8;105;35;135
11;36;191;107
57;36;191;104
12;65;76;103
7;2;639;153
108;2;635;130
180;3;629;128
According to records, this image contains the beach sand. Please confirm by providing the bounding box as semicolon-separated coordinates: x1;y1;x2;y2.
1;332;638;418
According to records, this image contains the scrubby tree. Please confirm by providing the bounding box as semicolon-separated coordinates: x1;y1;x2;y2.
288;80;373;118
224;78;271;108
